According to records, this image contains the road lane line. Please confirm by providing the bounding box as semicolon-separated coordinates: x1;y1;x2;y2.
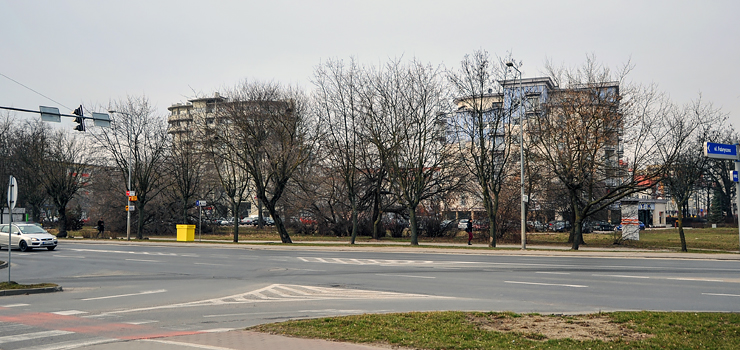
53;255;85;258
2;303;29;307
536;272;570;275
24;337;117;350
124;320;159;325
0;330;74;343
125;258;160;263
52;310;88;316
194;262;227;266
143;339;236;349
592;274;650;279
376;274;436;279
82;289;167;301
505;281;588;288
668;277;725;282
702;293;740;297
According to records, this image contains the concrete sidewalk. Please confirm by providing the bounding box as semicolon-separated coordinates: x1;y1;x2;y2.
80;237;740;261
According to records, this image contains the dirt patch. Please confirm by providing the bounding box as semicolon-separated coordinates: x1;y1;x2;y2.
467;313;653;342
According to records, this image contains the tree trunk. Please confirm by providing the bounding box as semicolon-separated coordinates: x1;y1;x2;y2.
56;206;68;238
349;202;358;245
231;200;239;243
408;208;418;246
677;201;688;252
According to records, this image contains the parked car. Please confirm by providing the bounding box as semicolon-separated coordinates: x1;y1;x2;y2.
240;217;255;225
527;221;545;232
591;220;614;231
252;217;275;226
472;220;489;231
218;218;234;226
0;223;58;252
457;219;470;230
440;220;454;230
548;220;571;232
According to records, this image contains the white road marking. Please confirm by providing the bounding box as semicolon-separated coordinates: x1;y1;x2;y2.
0;330;74;343
103;284;450;315
82;289;167;301
536;272;570;275
142;339;236;350
505;281;588;288
26;337;118;350
52;310;88;316
299;257;434;266
702;293;740;297
592;274;650;279
200;328;235;333
204;309;368;318
376;273;436;279
1;303;29;307
53;255;85;258
125;258;160;263
194;262;227;266
123;320;159;325
668;277;725;282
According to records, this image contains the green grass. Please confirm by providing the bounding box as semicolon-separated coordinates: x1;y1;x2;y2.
0;281;58;290
252;311;740;349
528;227;740;252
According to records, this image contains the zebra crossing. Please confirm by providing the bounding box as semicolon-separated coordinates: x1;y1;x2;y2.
297;257;436;266
0;319;116;350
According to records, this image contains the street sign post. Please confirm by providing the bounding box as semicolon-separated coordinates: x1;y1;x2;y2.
704;142;740;251
704;142;738;160
6;175;17;283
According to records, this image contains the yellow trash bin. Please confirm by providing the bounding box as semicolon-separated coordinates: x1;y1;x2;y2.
176;224;195;241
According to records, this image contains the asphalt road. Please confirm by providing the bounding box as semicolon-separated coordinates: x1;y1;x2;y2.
0;241;738;349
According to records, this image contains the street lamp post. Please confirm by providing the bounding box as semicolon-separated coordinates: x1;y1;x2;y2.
108;110;132;241
506;62;526;249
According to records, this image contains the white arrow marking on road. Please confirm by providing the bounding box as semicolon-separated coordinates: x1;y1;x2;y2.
82;289;167;301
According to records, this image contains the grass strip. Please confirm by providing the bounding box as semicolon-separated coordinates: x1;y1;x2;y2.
0;281;58;290
252;311;740;349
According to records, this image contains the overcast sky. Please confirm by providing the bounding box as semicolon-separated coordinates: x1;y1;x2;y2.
2;0;739;132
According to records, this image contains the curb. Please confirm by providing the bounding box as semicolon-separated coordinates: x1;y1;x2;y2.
0;261;63;296
0;286;63;296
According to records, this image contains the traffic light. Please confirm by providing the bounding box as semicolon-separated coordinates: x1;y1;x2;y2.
72;105;85;131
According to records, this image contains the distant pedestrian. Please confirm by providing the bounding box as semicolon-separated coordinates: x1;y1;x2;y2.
466;220;473;245
96;218;104;238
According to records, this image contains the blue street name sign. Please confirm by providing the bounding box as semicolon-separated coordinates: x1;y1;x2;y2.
704;142;738;160
733;171;739;183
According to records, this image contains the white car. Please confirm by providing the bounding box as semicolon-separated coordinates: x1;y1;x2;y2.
458;219;470;230
0;223;58;252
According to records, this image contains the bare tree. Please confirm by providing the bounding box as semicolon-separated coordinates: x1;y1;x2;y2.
34;128;90;237
165;132;206;225
205;136;251;243
14;121;52;224
211;81;315;243
92;96;169;239
364;59;465;245
313;58;366;244
662;98;727;251
531;57;687;250
447;50;518;247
